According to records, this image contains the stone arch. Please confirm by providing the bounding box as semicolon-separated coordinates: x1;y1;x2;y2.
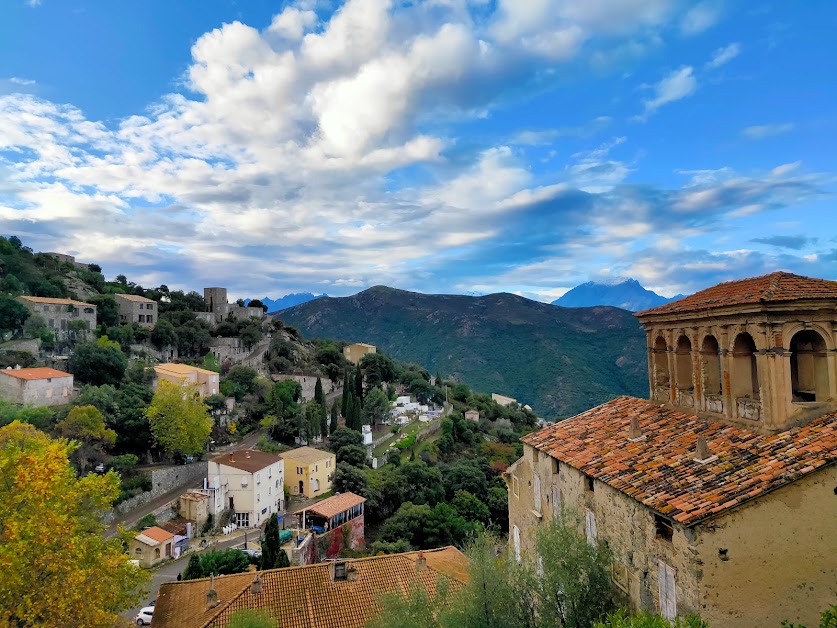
700;335;722;397
731;333;760;400
789;330;829;402
653;335;670;387
675;335;693;391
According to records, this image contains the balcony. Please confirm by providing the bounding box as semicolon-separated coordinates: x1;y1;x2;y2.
736;397;761;420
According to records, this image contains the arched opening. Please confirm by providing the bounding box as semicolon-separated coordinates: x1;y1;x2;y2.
790;330;829;402
154;548;161;559
732;333;760;400
701;335;722;397
675;335;693;391
653;336;670;388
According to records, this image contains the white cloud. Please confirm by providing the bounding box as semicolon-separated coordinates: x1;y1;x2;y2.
680;1;721;35
705;42;740;69
26;0;42;6
9;77;36;86
638;66;697;118
741;123;795;139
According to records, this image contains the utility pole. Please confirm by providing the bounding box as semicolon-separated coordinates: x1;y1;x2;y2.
244;530;248;549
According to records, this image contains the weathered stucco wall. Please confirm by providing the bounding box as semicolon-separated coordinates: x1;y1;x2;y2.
292;517;365;566
509;444;703;617
695;463;837;628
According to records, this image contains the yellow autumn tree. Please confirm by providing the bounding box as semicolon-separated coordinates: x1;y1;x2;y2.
146;379;212;456
0;421;148;627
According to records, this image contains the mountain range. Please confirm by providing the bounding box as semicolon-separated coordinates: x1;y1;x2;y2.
552;278;684;311
247;293;327;312
277;286;648;418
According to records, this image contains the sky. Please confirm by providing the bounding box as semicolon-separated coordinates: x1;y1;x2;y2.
1;0;835;303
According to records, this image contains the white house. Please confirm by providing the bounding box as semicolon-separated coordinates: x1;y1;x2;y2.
207;449;284;528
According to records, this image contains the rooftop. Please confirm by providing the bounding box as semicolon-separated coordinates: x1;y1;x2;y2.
279;446;335;465
18;295;92;307
0;367;72;381
152;547;467;628
114;293;156;303
637;271;837;317
294;492;366;520
521;396;837;526
155;363;219;377
346;342;375;348
210;449;282;474
135;526;175;545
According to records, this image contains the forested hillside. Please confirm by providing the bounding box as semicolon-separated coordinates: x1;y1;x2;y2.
278;286;648;418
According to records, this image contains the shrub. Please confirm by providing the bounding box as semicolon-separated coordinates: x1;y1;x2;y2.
136;514;157;530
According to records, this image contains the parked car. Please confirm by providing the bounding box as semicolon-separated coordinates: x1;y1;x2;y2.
93;463;106;473
239;548;261;558
135;606;154;625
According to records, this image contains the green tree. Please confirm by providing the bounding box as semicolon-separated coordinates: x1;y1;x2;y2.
354;364;363;403
228;609;278;628
314;377;325;408
0;296;29;335
386;448;402;468
304;401;322;442
781;605;837;628
0;421;148;625
329;399;339;434
337;444;367;467
595;611;710;628
261;515;283;570
351;395;362;431
180;548;250;580
329;426;363;452
341;369;351;417
69;341;128;387
362;386;390;426
409;378;435;405
360;352;397;390
57;405;116;474
201;352;221;373
451;490;490;525
146;380;212;457
111;382;154;455
485;486;510;531
150;318;178;348
397;460;445;506
333;462;370;498
368;578;453;628
88;294;120;327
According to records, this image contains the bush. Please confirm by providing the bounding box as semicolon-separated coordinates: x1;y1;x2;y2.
394;434;415;450
135;514;157;530
595;611;710;628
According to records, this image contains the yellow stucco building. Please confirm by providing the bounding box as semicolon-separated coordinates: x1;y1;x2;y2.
508;272;837;628
280;446;336;498
342;343;376;365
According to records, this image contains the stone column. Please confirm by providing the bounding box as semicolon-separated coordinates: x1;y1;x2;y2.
719;327;734;420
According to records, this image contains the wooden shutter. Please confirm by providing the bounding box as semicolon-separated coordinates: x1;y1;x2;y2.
551;484;561;518
658;560;677;620
585;510;597;545
533;474;542;512
513;525;521;564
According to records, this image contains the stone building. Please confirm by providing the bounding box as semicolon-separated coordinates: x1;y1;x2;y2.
114;293;157;328
507;272;837;628
154;363;220;398
17;296;96;337
270;371;338;402
342;342;376;364
0;367;74;406
130;526;175;568
203;287;264;324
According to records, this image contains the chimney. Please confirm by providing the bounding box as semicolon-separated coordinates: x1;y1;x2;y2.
416;551;426;572
205;574;218;611
628;416;645;441
694;436;716;463
229;452;234;462
250;574;262;595
246;450;251;459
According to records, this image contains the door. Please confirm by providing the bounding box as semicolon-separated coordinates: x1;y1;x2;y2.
658;561;677;620
229;497;234;510
299;480;304;495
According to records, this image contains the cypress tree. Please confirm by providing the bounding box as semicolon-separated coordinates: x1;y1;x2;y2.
330;399;339;433
354;364;363;406
276;549;290;568
341;369;351;417
314;377;325;408
261;515;280;570
351;396;362;431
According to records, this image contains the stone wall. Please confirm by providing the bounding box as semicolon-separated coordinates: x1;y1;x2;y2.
292;517;365;566
147;462;209;499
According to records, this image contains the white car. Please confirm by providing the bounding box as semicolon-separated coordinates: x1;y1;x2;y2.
135;606;154;625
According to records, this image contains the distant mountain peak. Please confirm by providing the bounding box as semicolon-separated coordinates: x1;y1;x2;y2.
553;278;684;312
247;292;328;312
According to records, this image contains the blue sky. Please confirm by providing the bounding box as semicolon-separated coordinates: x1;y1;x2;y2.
1;0;835;302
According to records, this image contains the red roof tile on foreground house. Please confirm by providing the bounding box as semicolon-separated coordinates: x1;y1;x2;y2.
522;396;837;525
637;271;837;316
152;547;467;628
293;492;366;519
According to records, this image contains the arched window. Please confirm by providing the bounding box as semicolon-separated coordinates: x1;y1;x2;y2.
701;335;722;397
653;336;670;387
154;548;161;559
790;330;829;402
732;333;760;400
675;335;693;391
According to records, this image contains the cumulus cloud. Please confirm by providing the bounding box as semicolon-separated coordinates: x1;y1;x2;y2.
750;235;816;250
680;1;721;35
705;42;740;69
741;123;795;139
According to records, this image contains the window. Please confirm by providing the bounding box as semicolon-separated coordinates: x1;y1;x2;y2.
790;330;829;402
512;476;520;497
315;464;318;472
675;335;693;391
48;319;54;328
241;477;249;487
326;459;331;468
147;315;153;323
148;304;153;310
154;548;161;559
512;525;521;564
256;473;261;484
658;561;677;620
654;514;673;542
135;547;142;554
585;476;595;493
235;512;250;527
551;484;561;518
334;562;348;581
551;458;559;475
533;474;542;513
585;510;597;545
268;467;272;478
297;466;303;474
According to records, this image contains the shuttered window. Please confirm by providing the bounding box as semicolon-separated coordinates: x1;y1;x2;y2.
585;509;597;545
551;484;561;518
533;474;542;513
658;560;677;620
512;525;521;564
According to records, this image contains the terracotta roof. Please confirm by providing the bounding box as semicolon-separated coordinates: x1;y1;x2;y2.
155;363;219;377
0;367;72;381
294;492;366;519
345;343;375;348
160;517;190;536
279;446;335;465
637;271;837;317
181;490;210;502
18;295;93;307
114;293;156;303
136;526;175;545
210;449;282;474
153;547;468;628
521;396;837;526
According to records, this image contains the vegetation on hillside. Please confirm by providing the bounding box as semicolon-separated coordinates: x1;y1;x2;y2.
278;285;648;418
